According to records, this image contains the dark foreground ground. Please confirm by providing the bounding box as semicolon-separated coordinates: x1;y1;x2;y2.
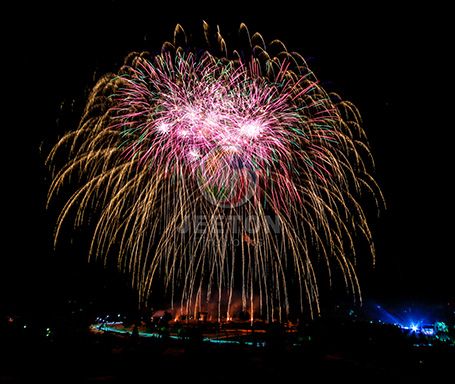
1;318;453;383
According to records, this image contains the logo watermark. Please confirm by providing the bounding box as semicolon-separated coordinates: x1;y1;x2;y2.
196;147;257;208
179;214;280;235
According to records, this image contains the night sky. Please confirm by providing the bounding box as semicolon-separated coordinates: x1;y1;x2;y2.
3;2;452;317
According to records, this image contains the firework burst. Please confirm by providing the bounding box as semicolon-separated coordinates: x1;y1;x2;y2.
48;23;382;321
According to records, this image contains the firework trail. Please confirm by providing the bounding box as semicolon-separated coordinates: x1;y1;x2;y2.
48;23;382;321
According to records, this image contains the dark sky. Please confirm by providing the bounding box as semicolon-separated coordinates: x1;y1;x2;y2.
3;2;453;315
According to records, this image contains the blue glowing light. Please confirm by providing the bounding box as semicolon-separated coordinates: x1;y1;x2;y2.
421;326;435;336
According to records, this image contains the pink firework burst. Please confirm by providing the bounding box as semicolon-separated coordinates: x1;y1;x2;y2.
48;24;382;321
